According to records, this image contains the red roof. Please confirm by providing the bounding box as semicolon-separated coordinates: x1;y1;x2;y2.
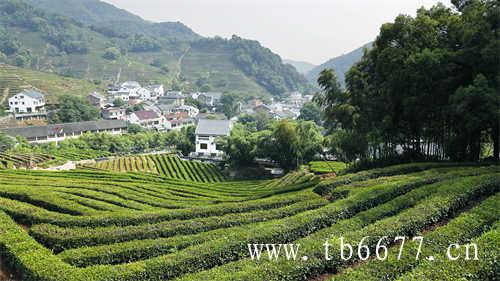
133;110;159;120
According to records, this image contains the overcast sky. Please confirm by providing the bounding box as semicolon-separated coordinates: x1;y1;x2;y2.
103;0;449;64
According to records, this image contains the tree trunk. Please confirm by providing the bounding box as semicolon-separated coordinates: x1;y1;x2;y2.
492;126;499;162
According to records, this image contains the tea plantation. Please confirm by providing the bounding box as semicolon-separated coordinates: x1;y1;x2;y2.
91;154;225;183
0;162;498;280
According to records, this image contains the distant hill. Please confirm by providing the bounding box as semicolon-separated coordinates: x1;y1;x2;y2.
307;42;373;87
0;0;311;98
25;0;202;42
283;59;316;74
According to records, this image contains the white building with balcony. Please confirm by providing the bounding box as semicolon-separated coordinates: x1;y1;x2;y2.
8;89;46;114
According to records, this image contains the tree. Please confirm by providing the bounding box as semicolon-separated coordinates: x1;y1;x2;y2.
449;75;498;161
295;121;323;163
0;132;15;152
113;98;126;108
225;124;257;167
127;124;144;134
318;1;499;163
52;95;99;123
176;126;196;155
298;101;322;125
254;108;273;131
217;93;240;119
268;120;299;170
103;47;120;60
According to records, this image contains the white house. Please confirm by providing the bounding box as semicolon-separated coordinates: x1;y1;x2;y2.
194;119;232;158
171;105;199;118
101;107;126;120
111;90;131;102
8;89;46;114
128;110;167;130
146;84;165;99
138;87;153;101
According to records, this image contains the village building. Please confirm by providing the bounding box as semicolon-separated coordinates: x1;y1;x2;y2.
166;118;195;131
101;107;126;120
159;91;185;106
87;92;106;108
145;84;165;98
1;120;127;144
8;89;47;120
198;92;222;107
128;110;166;130
194;119;232;158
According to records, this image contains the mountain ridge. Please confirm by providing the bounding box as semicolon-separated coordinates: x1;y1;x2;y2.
307;42;373;87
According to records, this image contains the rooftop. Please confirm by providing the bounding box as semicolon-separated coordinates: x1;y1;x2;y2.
17;89;44;100
165;91;185;99
195;119;231;136
132;110;160;120
1;120;127;139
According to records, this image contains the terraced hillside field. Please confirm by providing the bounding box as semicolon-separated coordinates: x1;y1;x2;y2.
0;152;54;169
0;163;498;281
92;154;225;183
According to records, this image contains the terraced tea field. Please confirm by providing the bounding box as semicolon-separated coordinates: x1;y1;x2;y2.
0;152;54;169
0;162;498;281
91;154;225;183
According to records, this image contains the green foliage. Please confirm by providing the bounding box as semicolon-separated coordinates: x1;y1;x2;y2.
51;94;99;123
0;132;15;152
309;161;347;174
217;92;240;118
320;0;499;163
128;34;161;52
298;101;321;125
176;126;196;156
226;120;323;169
112;97;125;107
0;163;497;280
102;47;120;60
91;154;225;183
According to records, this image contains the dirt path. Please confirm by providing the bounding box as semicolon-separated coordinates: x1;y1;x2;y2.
176;46;191;80
0;88;9;105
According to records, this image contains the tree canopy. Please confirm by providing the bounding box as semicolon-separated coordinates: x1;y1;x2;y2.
318;0;499;162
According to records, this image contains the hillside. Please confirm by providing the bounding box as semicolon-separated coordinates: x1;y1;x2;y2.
0;63;98;105
0;0;311;97
283;59;316;74
307;42;373;87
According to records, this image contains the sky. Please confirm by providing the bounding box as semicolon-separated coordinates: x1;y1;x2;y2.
103;0;449;65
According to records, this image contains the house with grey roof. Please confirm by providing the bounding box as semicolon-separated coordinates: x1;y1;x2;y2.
159;91;185;106
1;120;127;144
194;119;232;158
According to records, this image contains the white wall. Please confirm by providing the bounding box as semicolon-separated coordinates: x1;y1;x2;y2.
195;135;223;156
9;94;45;113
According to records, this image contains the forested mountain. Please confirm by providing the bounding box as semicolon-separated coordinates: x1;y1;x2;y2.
283;59;316;74
0;0;311;97
25;0;202;41
307;42;372;87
